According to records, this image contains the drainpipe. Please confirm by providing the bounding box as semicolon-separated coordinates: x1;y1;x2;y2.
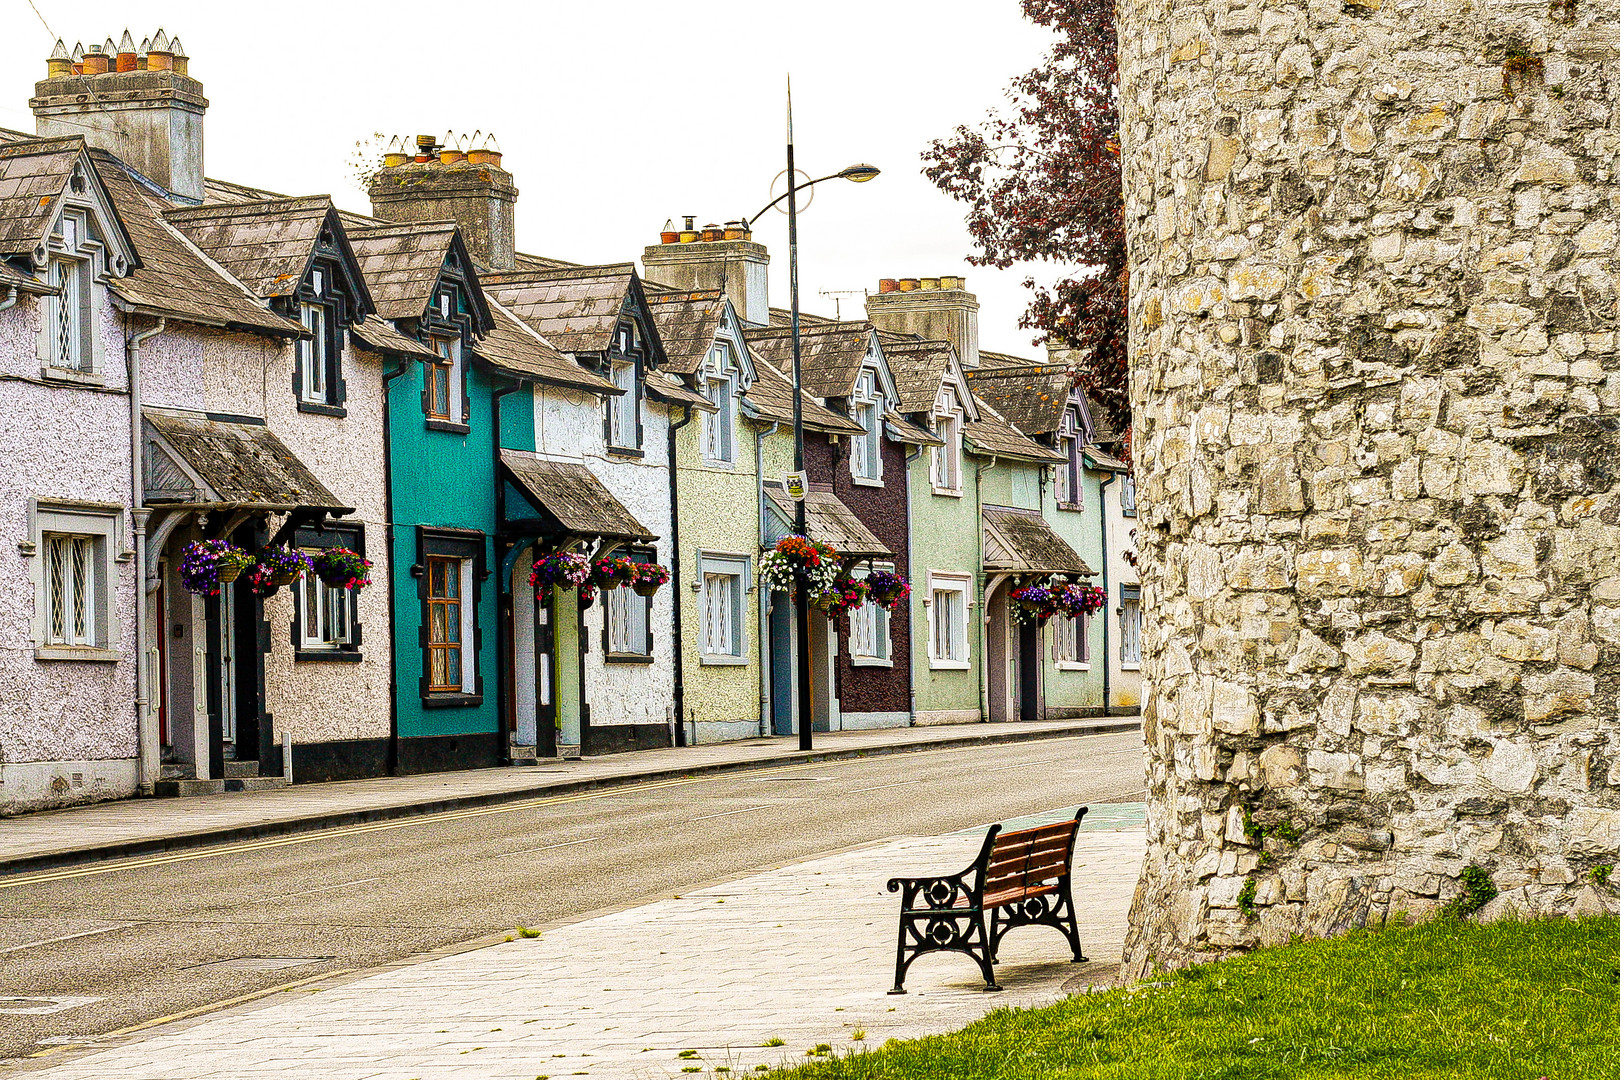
666;403;695;747
492;379;521;761
381;356;411;775
974;452;995;724
0;286;17;314
1098;469;1115;716
902;443;922;726
754;419;780;736
128;316;164;794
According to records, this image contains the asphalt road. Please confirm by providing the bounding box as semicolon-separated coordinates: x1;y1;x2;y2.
0;732;1144;1067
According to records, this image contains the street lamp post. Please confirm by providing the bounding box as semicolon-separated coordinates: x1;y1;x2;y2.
745;82;878;751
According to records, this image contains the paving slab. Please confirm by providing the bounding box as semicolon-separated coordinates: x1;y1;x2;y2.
20;808;1147;1080
0;718;1138;874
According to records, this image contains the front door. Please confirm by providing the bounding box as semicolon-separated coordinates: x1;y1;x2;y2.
218;580;237;755
770;594;794;735
1018;621;1040;721
535;591;557;757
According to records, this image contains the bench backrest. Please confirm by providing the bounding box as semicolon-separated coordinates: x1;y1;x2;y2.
978;810;1085;906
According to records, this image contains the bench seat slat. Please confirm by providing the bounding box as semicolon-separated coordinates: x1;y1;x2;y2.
984;882;1059;909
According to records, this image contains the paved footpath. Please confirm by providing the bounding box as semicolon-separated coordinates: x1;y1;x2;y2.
20;806;1146;1080
0;718;1136;873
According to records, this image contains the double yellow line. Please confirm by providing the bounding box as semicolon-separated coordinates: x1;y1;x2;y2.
0;772;726;892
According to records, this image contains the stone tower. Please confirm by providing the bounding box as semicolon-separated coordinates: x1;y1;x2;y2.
1117;0;1620;977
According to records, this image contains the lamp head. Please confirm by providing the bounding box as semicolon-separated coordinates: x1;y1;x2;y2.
838;163;881;183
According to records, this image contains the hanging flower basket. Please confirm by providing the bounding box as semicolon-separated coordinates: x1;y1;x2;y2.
179;539;252;596
865;570;911;611
1053;582;1105;618
1009;584;1058;625
632;562;670;597
591;555;639;591
758;535;839;598
311;547;372;591
811;575;869;617
530;552;591;592
249;547;313;595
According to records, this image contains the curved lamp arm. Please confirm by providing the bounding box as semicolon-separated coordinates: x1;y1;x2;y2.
744;164;881;229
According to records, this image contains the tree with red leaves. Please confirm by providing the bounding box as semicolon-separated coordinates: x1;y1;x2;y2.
923;0;1127;431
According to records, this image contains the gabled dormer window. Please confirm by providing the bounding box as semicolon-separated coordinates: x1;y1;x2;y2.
42;209;103;374
850;369;883;483
422;284;470;430
1056;407;1082;510
296;265;348;413
931;384;963;495
702;341;737;465
607;319;643;453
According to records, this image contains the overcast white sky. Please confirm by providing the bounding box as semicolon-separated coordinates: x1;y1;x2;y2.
3;0;1061;355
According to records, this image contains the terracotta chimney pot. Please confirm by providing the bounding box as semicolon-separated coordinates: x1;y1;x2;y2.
877;278;898;294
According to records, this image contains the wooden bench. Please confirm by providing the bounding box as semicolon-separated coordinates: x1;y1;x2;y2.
886;808;1087;993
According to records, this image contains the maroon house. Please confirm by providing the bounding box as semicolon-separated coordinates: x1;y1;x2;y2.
748;322;926;732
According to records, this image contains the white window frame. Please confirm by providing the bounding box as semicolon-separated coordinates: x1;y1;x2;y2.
926;572;971;670
1052;612;1090;670
850;370;884;484
931;393;963;496
609;359;640;450
605;546;653;659
426;334;463;424
40;208;105;377
702;342;737;466
1055;408;1082;509
1120;586;1142;670
425;554;476;694
1122;474;1138;517
29;501;122;661
698;552;749;664
848;563;893;667
297;572;353;650
299;299;329;404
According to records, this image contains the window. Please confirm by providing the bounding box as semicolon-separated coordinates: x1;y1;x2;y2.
699;553;748;662
849;564;891;665
32;502;120;660
293;524;362;659
425;336;460;422
605;546;652;660
418;529;482;702
44;534;96;646
43;209;101;374
850;370;883;483
1053;612;1089;667
928;574;970;669
703;343;736;465
932;410;962;493
607;320;643;452
1122;474;1138;517
1120;584;1142;669
1056;409;1081;509
296;267;344;409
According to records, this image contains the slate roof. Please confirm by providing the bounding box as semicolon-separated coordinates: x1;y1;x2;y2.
349;317;440;359
346;222;462;322
964;398;1064;463
763;484;891;559
965;359;1071;437
144;410;346;510
0;136;85;256
982;505;1093;576
476;301;617;393
884;411;943;447
91;153;299;336
163;197;357;300
881;339;956;414
1084;447;1130;473
745;323;875;400
501;452;655;542
741;356;864;435
645;370;715;412
481;264;638;356
645;288;725;375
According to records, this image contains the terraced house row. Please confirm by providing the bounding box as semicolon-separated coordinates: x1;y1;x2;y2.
0;37;1139;813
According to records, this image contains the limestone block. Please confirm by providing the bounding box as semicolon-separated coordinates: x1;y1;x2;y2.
1307;750;1365;790
1491;620;1555;662
1255;456;1305;513
1429;543;1479;586
1568;808;1620;858
1483;741;1538;793
1343;631;1417;675
1296;548;1364;596
1259;743;1304;787
1212;681;1261;735
1208;876;1248;909
1522;670;1596;723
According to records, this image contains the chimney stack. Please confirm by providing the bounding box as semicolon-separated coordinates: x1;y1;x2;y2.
864;276;980;368
368;132;518;272
642;217;770;326
32;29;207;201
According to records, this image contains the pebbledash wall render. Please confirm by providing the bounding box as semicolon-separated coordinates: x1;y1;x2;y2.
1118;0;1620;976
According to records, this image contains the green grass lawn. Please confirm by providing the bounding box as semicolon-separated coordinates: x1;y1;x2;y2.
771;916;1620;1079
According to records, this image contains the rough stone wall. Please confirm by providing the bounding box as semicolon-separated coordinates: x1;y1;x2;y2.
1118;0;1620;977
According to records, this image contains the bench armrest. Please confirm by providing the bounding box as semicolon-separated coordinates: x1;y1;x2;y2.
888;872;979;912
